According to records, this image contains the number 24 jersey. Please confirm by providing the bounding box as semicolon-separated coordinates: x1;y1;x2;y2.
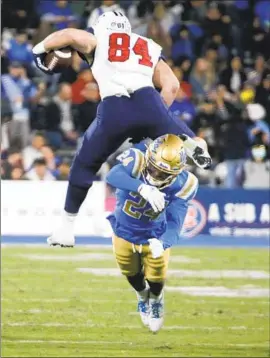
107;148;199;245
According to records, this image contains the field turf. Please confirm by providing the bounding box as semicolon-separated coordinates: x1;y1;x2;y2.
1;244;269;357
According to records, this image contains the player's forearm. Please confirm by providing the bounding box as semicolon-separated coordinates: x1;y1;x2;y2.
153;59;180;107
106;165;143;193
160;225;181;249
33;29;95;54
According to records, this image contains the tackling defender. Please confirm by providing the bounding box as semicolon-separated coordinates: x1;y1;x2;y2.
106;134;198;332
32;11;210;247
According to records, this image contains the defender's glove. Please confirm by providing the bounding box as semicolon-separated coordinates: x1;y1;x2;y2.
138;184;165;213
32;42;53;75
179;134;212;170
148;238;164;259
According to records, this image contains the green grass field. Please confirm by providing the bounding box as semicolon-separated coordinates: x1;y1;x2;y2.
1;244;269;357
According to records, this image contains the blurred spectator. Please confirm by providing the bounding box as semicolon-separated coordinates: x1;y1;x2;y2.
170;25;194;63
246;55;267;87
241;145;270;188
128;0;154;36
74;82;100;134
153;1;183;34
204;45;219;72
39;0;77;31
170;66;196;126
22;133;56;172
24;158;56;181
56;158;71;181
250;16;269;59
191;100;218;158
175;56;192;81
87;0;125;28
170;88;196;126
1;62;45;148
4;31;33;72
246;103;270;146
1;149;23;180
217;106;250;188
147;19;171;57
172;66;192;98
71;67;95;105
182;0;208;24
254;0;270;31
10;167;25;180
219;56;246;94
208;33;228;64
43;83;78;149
1;0;39;31
189;58;215;102
255;74;270;124
202;2;231;49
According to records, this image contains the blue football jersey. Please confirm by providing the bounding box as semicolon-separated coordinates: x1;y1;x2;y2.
107;148;198;247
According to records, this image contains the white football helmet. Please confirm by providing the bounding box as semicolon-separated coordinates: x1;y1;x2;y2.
94;11;131;35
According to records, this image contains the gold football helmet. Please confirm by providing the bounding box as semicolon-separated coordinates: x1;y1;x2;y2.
143;134;187;187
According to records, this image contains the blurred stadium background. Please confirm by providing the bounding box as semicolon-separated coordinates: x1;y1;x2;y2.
1;0;269;357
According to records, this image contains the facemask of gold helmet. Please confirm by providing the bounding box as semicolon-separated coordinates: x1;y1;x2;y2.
143;134;187;188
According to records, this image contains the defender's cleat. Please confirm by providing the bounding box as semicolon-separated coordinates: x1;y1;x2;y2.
47;227;75;248
148;291;164;333
136;289;150;327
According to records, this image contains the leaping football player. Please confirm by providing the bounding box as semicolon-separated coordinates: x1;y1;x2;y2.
32;11;210;247
106;134;198;333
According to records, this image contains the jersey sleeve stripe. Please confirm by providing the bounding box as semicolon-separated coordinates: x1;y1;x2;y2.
132;150;145;178
175;173;198;200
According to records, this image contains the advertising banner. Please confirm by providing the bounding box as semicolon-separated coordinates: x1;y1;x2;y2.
1;181;107;236
182;188;270;238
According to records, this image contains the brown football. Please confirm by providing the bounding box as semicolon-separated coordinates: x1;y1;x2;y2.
44;47;73;73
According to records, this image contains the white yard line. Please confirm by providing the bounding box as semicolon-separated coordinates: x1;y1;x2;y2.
77;268;270;279
166;286;270;298
3;308;269;321
2;297;269;305
1;322;266;331
1;339;268;348
17;253;114;261
17;253;200;264
1;298;124;303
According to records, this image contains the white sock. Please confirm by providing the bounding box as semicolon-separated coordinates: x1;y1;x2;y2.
137;287;149;301
62;211;77;230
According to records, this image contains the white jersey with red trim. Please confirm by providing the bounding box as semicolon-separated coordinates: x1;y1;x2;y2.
90;12;162;99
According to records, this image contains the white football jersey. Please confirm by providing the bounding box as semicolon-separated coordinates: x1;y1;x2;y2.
90;12;162;99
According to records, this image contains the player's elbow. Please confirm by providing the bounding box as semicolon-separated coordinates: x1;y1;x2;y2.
171;79;180;95
163;78;179;96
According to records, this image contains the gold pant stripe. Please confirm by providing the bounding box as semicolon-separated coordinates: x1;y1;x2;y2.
112;234;170;282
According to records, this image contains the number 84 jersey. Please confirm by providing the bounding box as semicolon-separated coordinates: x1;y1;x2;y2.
90;25;162;99
107;148;199;246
